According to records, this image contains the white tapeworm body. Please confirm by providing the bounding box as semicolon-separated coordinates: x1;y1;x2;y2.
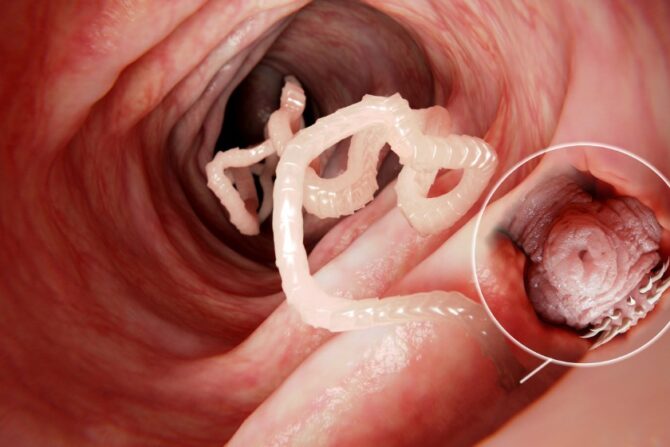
206;142;275;235
396;135;498;235
205;78;306;235
303;126;386;218
207;78;392;231
273;94;499;331
267;109;297;157
208;82;500;332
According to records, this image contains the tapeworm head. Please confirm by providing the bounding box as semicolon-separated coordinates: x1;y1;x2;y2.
526;197;662;328
509;176;665;349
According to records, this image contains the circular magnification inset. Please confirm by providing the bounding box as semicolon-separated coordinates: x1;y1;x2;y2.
471;142;670;368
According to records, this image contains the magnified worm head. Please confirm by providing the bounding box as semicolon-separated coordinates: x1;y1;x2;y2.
525;197;661;327
508;175;663;344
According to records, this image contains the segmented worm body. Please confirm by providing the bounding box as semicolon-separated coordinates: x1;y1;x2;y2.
271;93;498;331
303;126;386;218
207;79;499;331
207;76;500;330
206;76;306;235
206;77;401;233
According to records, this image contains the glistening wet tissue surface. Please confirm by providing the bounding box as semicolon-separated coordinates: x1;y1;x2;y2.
506;174;665;346
2;1;670;446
